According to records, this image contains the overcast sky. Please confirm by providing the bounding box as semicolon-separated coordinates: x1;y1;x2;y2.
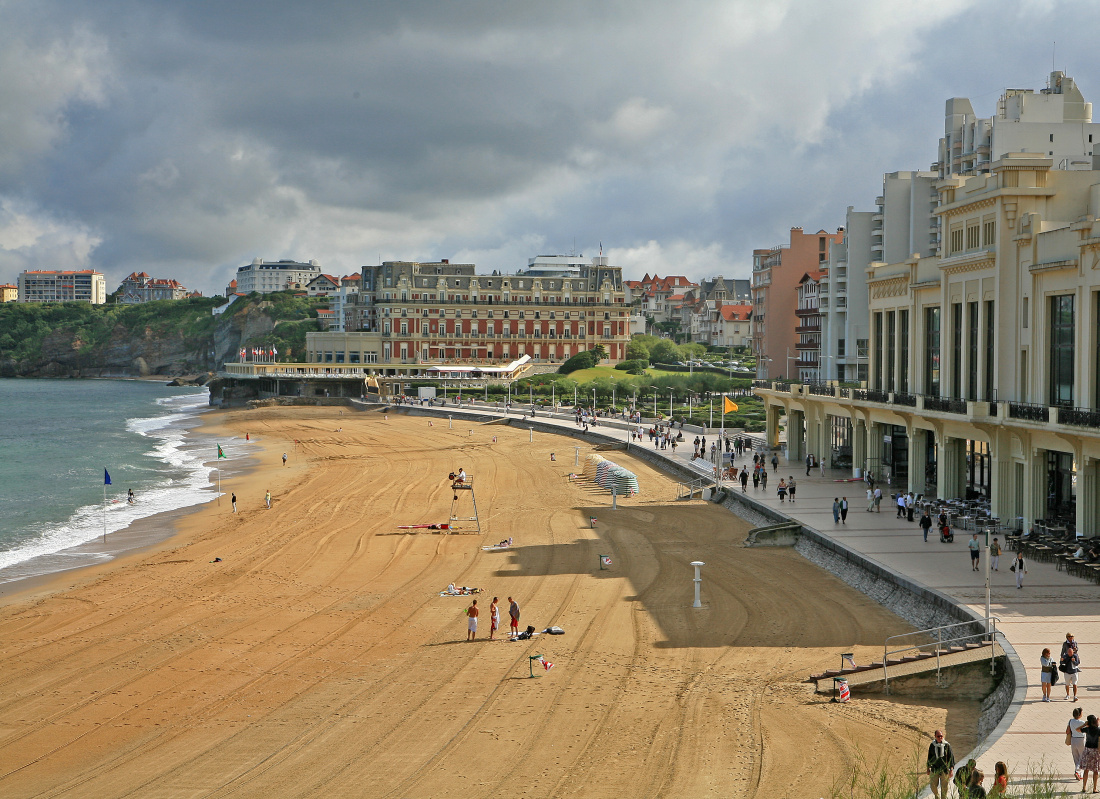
0;0;1096;296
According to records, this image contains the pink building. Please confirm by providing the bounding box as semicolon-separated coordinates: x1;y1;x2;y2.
752;227;842;380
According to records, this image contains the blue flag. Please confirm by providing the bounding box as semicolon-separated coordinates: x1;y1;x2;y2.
104;468;112;486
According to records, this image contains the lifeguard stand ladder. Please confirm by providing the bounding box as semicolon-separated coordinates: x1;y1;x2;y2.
450;477;481;534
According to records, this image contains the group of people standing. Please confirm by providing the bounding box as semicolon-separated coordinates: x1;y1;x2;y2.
465;596;522;642
926;730;1010;797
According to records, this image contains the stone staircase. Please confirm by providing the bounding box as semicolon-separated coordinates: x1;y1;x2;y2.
808;641;1001;692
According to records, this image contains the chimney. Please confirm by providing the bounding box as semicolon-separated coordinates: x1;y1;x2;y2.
441;259;449;264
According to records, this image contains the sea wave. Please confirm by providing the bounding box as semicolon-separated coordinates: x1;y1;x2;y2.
0;387;246;576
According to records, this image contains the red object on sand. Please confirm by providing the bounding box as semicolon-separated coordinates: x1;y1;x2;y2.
397;523;451;530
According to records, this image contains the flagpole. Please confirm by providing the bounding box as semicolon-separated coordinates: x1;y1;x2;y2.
102;481;107;543
720;394;725;487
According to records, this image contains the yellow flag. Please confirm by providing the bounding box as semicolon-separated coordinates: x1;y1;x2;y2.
723;396;738;414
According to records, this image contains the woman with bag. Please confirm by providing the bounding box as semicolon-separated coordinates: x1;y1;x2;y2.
1069;707;1087;780
1011;551;1026;588
1040;648;1056;701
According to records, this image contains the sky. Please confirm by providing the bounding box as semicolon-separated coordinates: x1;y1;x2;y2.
0;0;1097;296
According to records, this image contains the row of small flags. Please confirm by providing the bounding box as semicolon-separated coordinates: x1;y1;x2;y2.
240;347;278;359
107;445;226;485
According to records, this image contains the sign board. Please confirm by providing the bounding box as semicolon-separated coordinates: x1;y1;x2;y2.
418;386;438;400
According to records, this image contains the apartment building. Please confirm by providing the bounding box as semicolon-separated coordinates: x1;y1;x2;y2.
625;274;698;326
232;258;323;294
752;227;843;379
937;71;1099;178
17;270;106;304
0;284;17;302
794;271;825;381
756;152;1100;536
116;272;189;303
307;256;629;365
713;304;753;348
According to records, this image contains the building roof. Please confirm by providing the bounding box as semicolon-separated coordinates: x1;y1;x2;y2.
22;269;103;276
0;283;16;289
719;304;753;321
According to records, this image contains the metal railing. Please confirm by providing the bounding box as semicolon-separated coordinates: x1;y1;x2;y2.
883;617;999;693
924;395;967;414
1059;407;1100;428
1008;402;1050;422
893;392;917;407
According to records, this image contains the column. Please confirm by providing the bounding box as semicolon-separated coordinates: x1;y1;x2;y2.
787;409;805;464
907;428;926;495
989;435;1017;525
936;435;966;500
852;418;867;479
765;403;780;449
1022;450;1047;529
869;422;883;480
1077;458;1099;540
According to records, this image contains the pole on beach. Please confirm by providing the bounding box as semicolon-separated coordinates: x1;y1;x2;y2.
102;482;107;544
691;561;705;608
611;488;617;510
574;446;581;466
217;465;222;505
449;416;453;429
529;427;533;442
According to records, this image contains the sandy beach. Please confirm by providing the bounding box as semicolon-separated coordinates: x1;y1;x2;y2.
0;407;976;798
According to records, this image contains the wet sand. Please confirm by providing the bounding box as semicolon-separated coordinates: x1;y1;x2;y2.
0;407;976;797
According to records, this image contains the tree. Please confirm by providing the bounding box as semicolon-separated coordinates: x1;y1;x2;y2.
592;344;607;362
649;339;681;364
625;338;650;361
559;350;597;374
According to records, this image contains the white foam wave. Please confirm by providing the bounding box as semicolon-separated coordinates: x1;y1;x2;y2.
0;388;251;574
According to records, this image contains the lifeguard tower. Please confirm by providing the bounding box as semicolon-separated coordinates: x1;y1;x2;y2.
450;474;481;534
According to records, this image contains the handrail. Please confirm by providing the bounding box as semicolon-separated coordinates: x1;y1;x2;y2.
882;617;1000;693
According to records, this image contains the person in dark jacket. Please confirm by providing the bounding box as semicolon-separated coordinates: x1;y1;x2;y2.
926;730;955;799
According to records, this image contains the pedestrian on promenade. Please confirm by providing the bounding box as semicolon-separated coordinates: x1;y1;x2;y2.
265;489;271;509
1061;633;1080;701
820;457;826;477
761;470;768;490
907;492;916;522
840;497;848;523
873;486;882;512
896;492;906;518
752;469;760;490
771;454;778;472
806;454;812;475
231;492;237;513
989;761;1008;797
833;498;841;524
968;534;981;571
1069;707;1086;780
787;477;796;503
925;729;954;799
1012;551;1026;588
920;510;933;542
866;487;874;512
990;537;1001;571
953;759;976;798
967;768;986;797
466;599;478;641
740;469;748;492
777;478;787;502
1040;648;1055;701
1081;714;1100;794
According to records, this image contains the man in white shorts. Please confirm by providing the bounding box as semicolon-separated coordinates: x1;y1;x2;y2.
466;599;479;641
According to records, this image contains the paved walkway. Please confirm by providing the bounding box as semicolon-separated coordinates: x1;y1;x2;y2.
402;402;1096;787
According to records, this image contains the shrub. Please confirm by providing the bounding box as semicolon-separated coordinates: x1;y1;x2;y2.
559;350;598;374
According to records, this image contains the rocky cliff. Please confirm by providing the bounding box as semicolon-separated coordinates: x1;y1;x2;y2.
0;294;320;378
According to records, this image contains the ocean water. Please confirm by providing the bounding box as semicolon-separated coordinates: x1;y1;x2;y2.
0;379;224;582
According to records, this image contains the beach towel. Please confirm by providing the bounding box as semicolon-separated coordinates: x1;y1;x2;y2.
543;626;565;635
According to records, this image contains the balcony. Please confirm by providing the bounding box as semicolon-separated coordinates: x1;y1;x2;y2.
1060;407;1100;428
795;323;821;334
1008;402;1050;423
924;396;967;414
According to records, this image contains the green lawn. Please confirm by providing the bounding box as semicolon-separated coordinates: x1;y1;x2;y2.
562;365;682;382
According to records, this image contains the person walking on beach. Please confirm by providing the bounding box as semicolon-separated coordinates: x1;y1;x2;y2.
264;489;271;509
127;488;135;505
1080;714;1100;794
840;497;848;523
231;492;237;513
466;599;479;641
1040;648;1055;701
508;597;520;639
968;534;981;571
787;477;796;503
489;597;500;640
282;452;287;467
1013;551;1026;588
1069;707;1087;780
925;729;954;799
990;537;1002;571
833;498;841;524
1061;633;1080;701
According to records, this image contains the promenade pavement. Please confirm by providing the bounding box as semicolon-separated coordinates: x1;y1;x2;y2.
409;401;1096;788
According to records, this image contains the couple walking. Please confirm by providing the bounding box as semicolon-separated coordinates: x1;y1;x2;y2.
831;497;849;524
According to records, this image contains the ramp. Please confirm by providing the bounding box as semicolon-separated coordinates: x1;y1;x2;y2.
809;641;1003;692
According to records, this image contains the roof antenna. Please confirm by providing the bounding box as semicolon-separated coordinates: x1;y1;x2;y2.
1052;41;1056;75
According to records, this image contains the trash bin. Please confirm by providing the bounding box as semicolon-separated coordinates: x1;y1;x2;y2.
854;467;862;479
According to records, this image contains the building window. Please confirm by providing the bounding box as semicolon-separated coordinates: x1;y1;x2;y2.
837;338;846;357
925;307;941;396
966;224;980;251
984;301;995;401
982;220;995;247
873;312;883;391
885;311;895;393
898;309;909;393
951;303;963;397
950;228;963;254
967;302;979;399
1050;294;1074;407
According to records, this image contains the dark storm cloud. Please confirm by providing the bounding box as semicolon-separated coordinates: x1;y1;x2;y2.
0;0;1098;294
